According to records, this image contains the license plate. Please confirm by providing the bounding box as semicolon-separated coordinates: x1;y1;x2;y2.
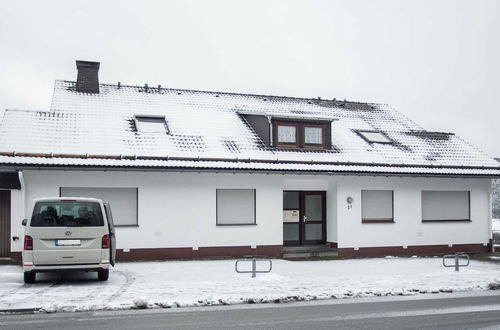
55;239;81;246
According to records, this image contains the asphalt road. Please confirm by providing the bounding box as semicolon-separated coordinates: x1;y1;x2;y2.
2;293;500;330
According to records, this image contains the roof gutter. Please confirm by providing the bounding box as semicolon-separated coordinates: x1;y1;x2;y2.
1;151;499;171
2;164;500;178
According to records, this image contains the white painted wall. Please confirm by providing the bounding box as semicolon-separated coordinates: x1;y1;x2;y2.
327;180;338;244
336;176;491;248
9;189;23;253
282;176;337;243
14;170;284;251
9;170;491;253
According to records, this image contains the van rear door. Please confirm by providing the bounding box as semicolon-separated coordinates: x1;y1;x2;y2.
103;202;116;266
28;200;106;266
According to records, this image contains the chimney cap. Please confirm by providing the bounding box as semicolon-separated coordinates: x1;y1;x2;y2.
75;60;100;93
76;60;100;70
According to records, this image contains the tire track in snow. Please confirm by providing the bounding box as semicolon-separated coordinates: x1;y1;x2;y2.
0;283;32;298
4;281;62;308
106;269;134;302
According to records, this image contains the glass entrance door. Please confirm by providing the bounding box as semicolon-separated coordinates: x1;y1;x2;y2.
283;191;326;246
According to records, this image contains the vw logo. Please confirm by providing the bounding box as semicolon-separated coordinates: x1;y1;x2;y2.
65;230;72;237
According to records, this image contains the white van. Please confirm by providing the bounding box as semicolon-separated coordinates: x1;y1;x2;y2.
22;197;116;283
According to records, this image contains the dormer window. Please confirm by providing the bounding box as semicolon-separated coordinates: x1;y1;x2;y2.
356;130;392;144
304;125;324;146
273;119;330;150
277;123;299;147
135;115;169;134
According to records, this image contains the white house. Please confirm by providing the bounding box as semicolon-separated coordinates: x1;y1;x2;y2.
0;60;499;260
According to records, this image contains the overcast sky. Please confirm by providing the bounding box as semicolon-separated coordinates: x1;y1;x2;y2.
0;0;499;157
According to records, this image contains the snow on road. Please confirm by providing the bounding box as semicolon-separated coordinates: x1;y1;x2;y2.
0;257;499;312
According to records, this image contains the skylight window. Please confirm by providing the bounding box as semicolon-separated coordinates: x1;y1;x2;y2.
356;130;392;144
135;116;169;134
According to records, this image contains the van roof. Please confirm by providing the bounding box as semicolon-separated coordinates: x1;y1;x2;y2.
33;197;104;203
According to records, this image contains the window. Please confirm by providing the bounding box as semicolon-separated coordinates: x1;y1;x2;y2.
216;189;256;225
273;120;330;149
356;130;392;144
60;187;138;226
135;116;169;133
304;125;324;146
361;190;394;223
277;124;298;147
31;201;104;227
422;191;470;222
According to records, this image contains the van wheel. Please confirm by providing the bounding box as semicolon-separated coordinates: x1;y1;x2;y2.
24;272;36;284
97;269;109;281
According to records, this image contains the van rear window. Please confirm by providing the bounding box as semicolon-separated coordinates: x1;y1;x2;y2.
30;201;104;227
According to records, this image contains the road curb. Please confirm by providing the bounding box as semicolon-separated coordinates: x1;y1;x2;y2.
0;307;41;314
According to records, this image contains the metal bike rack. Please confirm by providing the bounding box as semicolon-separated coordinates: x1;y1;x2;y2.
442;253;470;272
235;258;272;278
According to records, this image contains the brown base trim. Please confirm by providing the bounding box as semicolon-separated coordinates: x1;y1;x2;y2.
116;245;283;261
338;243;490;257
10;252;21;260
328;242;338;249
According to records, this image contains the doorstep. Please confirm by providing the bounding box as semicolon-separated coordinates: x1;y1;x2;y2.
0;257;21;265
283;244;338;259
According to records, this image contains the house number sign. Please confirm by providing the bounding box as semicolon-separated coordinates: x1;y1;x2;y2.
346;196;353;210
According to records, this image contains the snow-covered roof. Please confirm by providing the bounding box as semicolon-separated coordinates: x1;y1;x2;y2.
0;80;499;176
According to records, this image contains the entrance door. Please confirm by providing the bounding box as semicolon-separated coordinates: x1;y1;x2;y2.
283;191;326;246
0;190;11;257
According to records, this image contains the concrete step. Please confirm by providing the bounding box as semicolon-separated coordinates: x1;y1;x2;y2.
283;245;338;259
283;250;339;259
283;244;332;252
0;257;19;265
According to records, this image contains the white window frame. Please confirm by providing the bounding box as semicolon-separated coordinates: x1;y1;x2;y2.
216;189;256;225
135;115;169;134
421;190;471;222
361;190;394;223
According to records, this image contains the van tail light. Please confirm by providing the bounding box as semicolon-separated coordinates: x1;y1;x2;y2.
102;234;110;249
24;235;33;250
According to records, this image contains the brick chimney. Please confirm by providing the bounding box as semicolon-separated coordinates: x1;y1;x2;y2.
75;60;100;93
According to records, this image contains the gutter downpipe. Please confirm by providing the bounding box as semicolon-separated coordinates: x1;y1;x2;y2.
267;115;273;147
490;180;495;252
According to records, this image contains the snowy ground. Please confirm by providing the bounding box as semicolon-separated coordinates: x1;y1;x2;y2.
1;257;500;313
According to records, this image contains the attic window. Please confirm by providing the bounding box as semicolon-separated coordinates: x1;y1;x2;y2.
277;124;298;146
356;130;392;144
135;116;169;134
273;120;330;149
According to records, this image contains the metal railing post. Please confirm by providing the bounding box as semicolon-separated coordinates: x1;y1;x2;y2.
235;258;273;278
252;258;256;278
442;253;470;272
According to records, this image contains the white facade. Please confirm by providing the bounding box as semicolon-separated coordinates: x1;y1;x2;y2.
7;169;492;257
